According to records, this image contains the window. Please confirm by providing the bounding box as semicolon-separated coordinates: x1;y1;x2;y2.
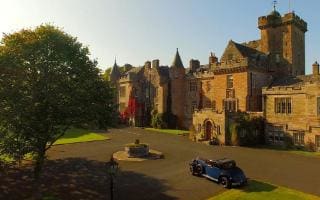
228;53;233;61
316;135;320;149
240;129;246;138
226;89;235;98
275;98;292;114
189;81;197;92
317;97;320;116
227;75;233;89
268;131;284;144
275;54;280;63
120;86;126;97
223;99;237;112
293;131;305;146
191;101;197;113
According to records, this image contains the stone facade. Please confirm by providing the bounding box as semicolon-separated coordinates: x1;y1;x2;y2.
263;62;320;151
110;8;316;149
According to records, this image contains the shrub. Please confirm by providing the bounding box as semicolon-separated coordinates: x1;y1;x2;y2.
229;123;239;146
151;112;177;129
305;139;316;152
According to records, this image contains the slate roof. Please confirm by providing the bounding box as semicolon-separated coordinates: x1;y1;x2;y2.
269;74;320;87
232;41;262;58
158;66;169;77
110;61;120;77
171;48;184;68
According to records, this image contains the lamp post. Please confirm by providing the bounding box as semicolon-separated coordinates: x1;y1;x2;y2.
107;155;119;200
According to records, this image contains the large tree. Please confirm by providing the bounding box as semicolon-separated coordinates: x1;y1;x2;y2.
0;25;116;197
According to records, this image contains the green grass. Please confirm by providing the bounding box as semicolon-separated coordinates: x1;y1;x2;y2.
0;128;109;162
208;180;320;200
256;145;320;158
289;150;320;158
145;128;189;135
54;128;109;145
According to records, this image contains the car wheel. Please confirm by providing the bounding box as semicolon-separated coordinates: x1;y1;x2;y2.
220;176;231;189
195;165;203;175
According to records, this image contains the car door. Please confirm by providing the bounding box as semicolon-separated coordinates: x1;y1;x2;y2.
206;165;220;181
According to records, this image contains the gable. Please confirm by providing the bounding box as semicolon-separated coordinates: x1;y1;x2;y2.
220;41;246;63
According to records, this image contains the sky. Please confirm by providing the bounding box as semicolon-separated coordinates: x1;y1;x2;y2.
0;0;320;74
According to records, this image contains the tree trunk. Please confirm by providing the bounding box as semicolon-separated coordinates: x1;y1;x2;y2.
32;149;46;200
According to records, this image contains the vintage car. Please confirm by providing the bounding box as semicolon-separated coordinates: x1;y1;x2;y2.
189;157;247;188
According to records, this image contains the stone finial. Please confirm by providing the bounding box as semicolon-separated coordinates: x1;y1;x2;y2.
312;61;319;75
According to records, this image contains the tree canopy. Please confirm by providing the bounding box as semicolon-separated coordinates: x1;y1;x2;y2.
0;24;116;196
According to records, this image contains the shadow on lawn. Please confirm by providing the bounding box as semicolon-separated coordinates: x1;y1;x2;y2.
0;158;176;200
240;180;277;193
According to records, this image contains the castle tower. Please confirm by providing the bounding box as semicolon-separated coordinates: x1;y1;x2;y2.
110;58;121;83
169;48;186;128
258;6;307;76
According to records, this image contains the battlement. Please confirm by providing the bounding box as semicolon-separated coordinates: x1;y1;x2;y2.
192;70;214;78
258;12;307;32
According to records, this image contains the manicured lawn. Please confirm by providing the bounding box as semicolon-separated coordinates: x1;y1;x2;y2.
0;129;109;162
145;128;189;135
208;180;320;200
54;128;109;145
289;150;320;158
256;145;320;158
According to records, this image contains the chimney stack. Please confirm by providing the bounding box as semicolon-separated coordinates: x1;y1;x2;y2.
209;52;218;65
145;61;151;69
312;61;319;75
152;59;159;68
189;59;200;72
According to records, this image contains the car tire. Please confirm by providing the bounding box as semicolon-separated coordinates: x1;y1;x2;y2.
190;165;196;175
195;165;203;175
220;176;231;189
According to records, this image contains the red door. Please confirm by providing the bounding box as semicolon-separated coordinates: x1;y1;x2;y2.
205;121;212;140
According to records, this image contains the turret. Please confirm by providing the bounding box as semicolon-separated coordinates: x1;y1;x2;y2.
110;59;121;83
169;48;186;128
258;5;307;76
171;48;184;68
312;61;319;76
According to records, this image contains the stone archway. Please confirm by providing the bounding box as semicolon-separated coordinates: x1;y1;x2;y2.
204;121;212;140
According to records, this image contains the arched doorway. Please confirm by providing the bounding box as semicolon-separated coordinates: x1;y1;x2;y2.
204;121;212;140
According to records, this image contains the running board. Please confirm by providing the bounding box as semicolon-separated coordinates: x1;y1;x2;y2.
202;174;218;182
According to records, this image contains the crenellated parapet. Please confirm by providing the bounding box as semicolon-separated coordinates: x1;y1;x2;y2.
258;11;307;32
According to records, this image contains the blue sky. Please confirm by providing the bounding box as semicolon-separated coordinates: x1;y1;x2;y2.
0;0;319;74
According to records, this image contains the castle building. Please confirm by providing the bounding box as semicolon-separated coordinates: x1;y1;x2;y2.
110;8;320;150
263;62;320;151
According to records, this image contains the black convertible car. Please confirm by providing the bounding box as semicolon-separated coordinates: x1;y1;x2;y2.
189;157;247;188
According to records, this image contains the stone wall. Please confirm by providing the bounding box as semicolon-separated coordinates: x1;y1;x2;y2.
263;81;320;151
